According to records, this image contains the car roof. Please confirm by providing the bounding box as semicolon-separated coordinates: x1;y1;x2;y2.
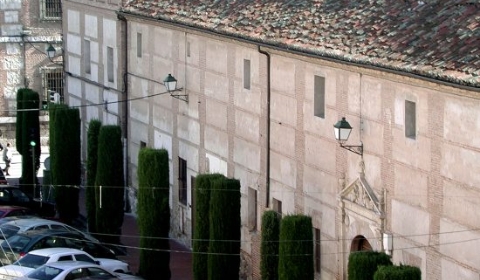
11;228;80;239
0;206;30;210
25;247;86;257
2;217;66;228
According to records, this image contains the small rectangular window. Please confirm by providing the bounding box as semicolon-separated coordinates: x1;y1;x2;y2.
40;0;62;20
405;100;416;139
248;188;257;231
179;158;187;205
272;198;282;217
314;75;325;118
107;47;114;83
186;41;191;57
140;141;146;149
243;59;251;90
315;228;321;273
84;40;91;74
136;33;142;58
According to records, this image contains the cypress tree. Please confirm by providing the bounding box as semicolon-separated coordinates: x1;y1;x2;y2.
137;148;171;279
95;125;124;245
278;215;314;280
348;251;392;280
53;107;81;224
48;103;69;190
260;210;281;280
86;119;102;233
208;178;241;280
19;89;41;197
15;88;26;155
193;173;224;280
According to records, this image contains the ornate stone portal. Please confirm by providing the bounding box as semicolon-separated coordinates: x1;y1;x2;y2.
338;165;385;278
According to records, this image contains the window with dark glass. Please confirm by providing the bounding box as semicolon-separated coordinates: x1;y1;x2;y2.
179;158;187;205
41;0;62;20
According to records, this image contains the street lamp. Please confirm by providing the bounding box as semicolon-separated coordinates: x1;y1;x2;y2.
163;74;188;102
333;117;363;156
46;44;56;60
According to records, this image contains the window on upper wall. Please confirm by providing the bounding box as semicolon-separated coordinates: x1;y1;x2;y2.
405;100;416;139
314;228;321;273
84;40;91;74
136;33;142;58
243;59;251;90
42;67;64;104
272;198;282;217
314;75;325;118
40;0;62;20
140;141;146;149
179;158;187;205
248;188;257;231
107;47;114;83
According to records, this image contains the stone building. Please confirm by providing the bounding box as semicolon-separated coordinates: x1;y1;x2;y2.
0;0;62;144
64;0;480;279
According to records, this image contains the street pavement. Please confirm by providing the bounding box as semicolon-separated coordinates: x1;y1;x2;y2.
3;146;193;279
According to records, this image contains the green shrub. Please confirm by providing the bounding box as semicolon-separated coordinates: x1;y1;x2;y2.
208;178;241;280
278;214;314;280
261;210;281;280
193;173;224;280
48;103;69;192
348;251;392;280
374;264;421;280
95;125;124;245
53;108;81;224
137;148;171;279
86;120;102;233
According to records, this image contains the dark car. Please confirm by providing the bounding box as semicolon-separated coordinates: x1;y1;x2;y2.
0;230;118;266
0;205;35;218
0;186;55;217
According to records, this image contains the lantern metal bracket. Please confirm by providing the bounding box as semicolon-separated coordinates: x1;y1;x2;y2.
339;142;363;156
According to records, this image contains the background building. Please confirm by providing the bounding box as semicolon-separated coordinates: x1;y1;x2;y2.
65;0;480;279
0;0;63;144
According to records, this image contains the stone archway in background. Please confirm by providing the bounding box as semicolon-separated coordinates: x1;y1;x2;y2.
350;235;373;252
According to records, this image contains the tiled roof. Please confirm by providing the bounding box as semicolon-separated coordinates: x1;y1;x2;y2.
122;0;480;88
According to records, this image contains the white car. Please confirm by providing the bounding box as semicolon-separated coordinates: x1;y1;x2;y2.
0;218;97;243
16;261;142;280
0;248;130;280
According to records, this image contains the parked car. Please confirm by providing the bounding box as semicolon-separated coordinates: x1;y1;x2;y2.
0;186;55;217
0;218;99;243
0;230;118;266
0;247;130;279
16;261;142;280
0;206;34;218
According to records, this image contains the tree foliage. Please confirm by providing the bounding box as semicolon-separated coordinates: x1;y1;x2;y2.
95;125;124;245
137;148;171;279
348;251;392;280
53;107;81;224
374;265;421;280
208;177;241;280
86;119;102;233
193;173;224;280
260;210;281;280
278;215;314;280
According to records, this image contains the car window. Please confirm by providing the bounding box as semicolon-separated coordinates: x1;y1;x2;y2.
50;224;68;231
13;253;49;268
33;225;50;231
3;235;31;252
0;224;20;239
0;191;11;203
66;268;89;280
58;255;74;261
74;253;96;263
27;265;63;280
87;267;113;277
10;189;30;203
7;210;28;217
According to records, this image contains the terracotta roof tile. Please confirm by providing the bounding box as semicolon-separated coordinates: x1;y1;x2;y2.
122;0;480;88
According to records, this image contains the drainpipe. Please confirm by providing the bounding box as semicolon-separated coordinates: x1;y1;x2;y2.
117;13;130;212
258;46;271;208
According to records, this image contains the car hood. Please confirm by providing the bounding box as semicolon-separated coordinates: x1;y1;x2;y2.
0;265;33;279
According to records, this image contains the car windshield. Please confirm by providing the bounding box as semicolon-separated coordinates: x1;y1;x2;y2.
13;253;49;268
0;224;20;239
10;189;30;203
2;235;31;252
27;265;63;280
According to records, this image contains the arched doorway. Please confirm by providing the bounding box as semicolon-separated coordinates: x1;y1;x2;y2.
350;235;372;252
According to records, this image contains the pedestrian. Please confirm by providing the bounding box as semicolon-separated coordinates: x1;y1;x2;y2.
3;142;12;176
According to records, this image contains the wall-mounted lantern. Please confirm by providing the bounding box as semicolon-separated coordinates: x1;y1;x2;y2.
333;117;363;156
